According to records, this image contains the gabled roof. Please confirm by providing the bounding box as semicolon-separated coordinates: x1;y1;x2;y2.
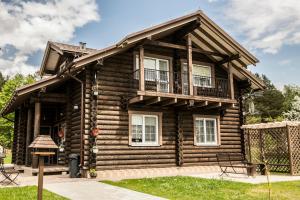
69;10;264;89
40;41;97;75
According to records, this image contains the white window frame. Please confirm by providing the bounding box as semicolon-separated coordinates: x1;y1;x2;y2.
182;62;214;88
192;64;212;88
135;55;170;92
130;113;159;146
193;115;220;146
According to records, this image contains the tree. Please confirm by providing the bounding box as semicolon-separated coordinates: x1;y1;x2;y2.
0;71;7;90
283;96;300;121
246;74;285;123
282;85;300;111
0;74;35;148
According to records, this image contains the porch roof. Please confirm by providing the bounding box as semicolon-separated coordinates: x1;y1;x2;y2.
0;75;68;116
69;10;265;90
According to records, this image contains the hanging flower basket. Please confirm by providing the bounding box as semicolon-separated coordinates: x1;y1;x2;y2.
91;128;100;137
58;129;64;138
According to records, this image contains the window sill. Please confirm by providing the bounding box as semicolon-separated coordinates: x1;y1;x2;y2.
194;143;220;147
130;144;161;147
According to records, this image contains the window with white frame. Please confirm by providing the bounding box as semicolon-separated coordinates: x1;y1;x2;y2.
135;55;170;92
194;116;218;145
182;63;212;88
193;64;212;87
131;114;159;146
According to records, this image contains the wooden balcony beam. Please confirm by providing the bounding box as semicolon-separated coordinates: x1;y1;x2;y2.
187;34;193;96
145;40;227;58
129;96;144;104
195;101;208;108
216;54;240;66
228;62;235;99
175;100;188;107
204;102;222;109
139;45;145;91
161;98;177;106
145;97;161;105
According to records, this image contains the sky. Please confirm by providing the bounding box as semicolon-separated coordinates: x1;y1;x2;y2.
0;0;300;89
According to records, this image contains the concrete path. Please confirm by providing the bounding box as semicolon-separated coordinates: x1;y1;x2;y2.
44;180;166;200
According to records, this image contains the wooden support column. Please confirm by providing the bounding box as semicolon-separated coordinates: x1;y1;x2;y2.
228;62;234;99
139;45;145;91
25;108;32;166
33;101;41;138
32;101;41;168
187;34;193;96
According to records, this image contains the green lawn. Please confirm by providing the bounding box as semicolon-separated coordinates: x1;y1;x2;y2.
4;151;12;164
0;186;67;200
103;176;300;200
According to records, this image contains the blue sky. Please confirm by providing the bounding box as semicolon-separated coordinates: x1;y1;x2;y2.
1;0;300;89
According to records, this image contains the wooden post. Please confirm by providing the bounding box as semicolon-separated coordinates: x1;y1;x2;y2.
139;45;145;91
32;102;41;168
187;34;193;96
286;125;294;175
25;108;32;166
37;156;44;200
33;102;41;138
228;62;234;99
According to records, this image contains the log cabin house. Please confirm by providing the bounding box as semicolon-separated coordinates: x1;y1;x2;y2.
0;10;265;176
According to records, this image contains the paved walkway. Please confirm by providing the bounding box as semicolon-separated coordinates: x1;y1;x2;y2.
45;181;166;200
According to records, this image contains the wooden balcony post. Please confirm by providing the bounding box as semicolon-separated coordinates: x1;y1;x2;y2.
32;101;41;168
139;45;145;91
228;62;234;99
187;34;193;96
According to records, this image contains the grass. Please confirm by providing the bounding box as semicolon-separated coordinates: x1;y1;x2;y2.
103;176;300;200
4;151;12;164
0;186;67;200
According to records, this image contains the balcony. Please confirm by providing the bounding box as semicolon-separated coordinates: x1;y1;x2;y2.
132;69;229;98
129;68;236;107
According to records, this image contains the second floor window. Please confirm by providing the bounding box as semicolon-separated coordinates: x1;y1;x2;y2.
135;55;170;92
193;64;212;87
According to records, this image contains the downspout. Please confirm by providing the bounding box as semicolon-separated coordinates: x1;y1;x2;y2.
68;74;84;168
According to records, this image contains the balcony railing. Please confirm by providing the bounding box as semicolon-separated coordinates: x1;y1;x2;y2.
132;69;229;98
133;68;170;93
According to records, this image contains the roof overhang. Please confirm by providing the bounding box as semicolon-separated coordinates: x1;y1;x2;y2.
70;10;264;90
0;75;68;116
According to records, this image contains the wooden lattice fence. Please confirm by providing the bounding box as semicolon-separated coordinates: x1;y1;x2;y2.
242;122;300;175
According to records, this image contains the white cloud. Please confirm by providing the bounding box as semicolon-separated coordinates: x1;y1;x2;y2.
222;0;300;54
0;0;99;76
279;59;292;65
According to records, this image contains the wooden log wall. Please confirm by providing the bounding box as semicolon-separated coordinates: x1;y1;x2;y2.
14;106;27;165
65;83;72;164
84;69;92;169
180;105;242;166
86;43;243;170
93;51;178;170
11;110;19;164
69;77;83;154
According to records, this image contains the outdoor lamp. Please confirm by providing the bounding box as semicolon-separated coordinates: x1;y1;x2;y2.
73;104;79;110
